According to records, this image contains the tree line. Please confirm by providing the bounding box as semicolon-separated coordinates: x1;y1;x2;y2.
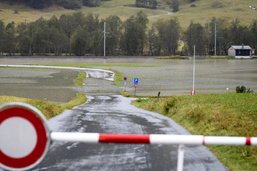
0;12;256;56
0;0;109;9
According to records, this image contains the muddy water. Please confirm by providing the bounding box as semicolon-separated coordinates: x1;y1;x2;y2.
0;68;78;102
1;57;257;97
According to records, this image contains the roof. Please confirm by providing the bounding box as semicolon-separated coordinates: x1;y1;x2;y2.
230;45;252;50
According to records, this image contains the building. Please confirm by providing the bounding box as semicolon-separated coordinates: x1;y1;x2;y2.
228;45;253;59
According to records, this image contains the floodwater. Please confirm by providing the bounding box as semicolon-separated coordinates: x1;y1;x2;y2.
0;68;78;102
1;57;257;97
2;57;253;170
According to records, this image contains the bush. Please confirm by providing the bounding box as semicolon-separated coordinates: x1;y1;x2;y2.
236;86;254;93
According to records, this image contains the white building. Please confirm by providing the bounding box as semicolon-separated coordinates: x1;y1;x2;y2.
228;45;253;59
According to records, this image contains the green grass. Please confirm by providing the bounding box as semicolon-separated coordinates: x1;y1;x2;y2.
133;93;257;171
107;68;123;87
74;71;86;86
1;0;255;28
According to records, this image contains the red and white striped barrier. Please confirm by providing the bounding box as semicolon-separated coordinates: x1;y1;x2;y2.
51;132;257;146
1;103;256;171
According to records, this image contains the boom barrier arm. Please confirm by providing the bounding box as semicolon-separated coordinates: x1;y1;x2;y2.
51;132;257;146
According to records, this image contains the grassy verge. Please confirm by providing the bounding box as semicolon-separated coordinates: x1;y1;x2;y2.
74;71;86;86
132;93;257;171
0;93;86;119
107;68;123;87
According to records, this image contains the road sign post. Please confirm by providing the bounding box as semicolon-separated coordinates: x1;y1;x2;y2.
134;78;139;96
123;77;127;91
0;103;50;171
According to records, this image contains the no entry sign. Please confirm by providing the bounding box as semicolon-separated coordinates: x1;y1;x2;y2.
0;103;50;171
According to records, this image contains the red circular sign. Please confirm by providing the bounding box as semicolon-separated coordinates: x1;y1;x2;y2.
0;103;50;170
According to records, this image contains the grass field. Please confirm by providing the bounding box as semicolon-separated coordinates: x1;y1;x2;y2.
133;93;257;171
0;0;256;28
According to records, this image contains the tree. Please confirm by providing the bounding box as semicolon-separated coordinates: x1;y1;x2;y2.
147;26;161;55
84;14;102;55
71;27;90;56
155;18;180;55
136;0;157;9
104;16;122;55
228;19;251;46
121;11;148;55
59;14;81;55
185;22;207;55
17;23;32;55
171;0;179;12
3;22;16;55
249;20;257;54
29;0;52;9
83;0;101;7
0;20;5;55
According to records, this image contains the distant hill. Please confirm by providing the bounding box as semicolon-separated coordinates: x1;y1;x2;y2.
0;0;256;28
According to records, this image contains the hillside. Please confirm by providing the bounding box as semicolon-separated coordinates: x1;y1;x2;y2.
0;0;256;28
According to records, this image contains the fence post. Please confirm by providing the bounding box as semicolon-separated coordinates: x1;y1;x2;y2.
177;144;185;171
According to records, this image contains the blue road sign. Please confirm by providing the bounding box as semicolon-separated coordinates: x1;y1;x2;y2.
134;78;139;85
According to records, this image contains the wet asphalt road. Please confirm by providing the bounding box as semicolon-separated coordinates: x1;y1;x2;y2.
0;64;227;171
32;95;226;171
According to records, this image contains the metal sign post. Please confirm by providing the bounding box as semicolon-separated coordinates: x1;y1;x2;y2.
134;78;139;96
123;77;127;91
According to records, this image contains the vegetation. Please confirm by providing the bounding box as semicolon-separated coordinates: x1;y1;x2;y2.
133;93;257;171
107;68;123;87
0;0;108;9
0;93;86;119
74;71;87;86
236;85;254;93
0;11;256;56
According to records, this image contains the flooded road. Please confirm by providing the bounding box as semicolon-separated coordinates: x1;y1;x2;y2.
0;68;78;102
1;57;256;170
1;57;257;96
33;95;226;171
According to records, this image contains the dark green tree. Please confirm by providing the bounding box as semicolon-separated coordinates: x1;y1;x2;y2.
121;11;148;55
83;0;101;7
3;22;16;55
185;22;207;55
16;23;32;55
104;16;122;55
147;26;161;55
249;20;257;54
171;0;179;12
155;18;180;55
0;20;5;55
84;14;101;55
71;27;90;56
